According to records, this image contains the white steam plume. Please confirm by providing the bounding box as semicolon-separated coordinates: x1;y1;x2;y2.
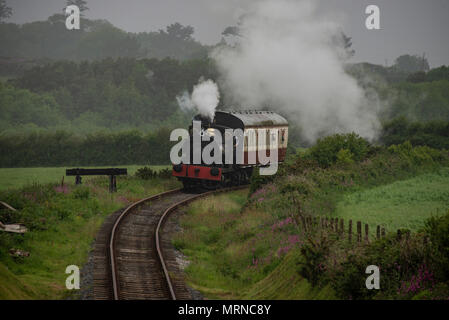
176;79;220;120
211;0;380;142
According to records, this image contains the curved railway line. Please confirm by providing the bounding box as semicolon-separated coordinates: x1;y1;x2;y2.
93;186;247;300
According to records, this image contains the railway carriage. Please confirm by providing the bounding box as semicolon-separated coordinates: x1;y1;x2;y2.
172;110;288;189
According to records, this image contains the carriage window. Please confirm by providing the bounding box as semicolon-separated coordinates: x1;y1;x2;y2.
266;130;270;148
281;130;285;144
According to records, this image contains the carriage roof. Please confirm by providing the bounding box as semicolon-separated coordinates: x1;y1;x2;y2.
194;110;288;129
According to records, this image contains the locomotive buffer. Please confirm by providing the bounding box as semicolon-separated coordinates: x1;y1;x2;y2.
66;168;127;192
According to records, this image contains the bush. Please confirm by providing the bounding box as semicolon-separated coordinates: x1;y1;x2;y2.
72;186;90;199
308;133;371;168
297;235;330;286
380;117;449;150
249;168;274;194
135;166;157;180
332;234;431;299
388;141;445;165
157;168;172;179
135;166;173;180
424;210;449;279
336;149;354;165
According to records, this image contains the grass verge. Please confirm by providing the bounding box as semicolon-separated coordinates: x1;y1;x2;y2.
0;173;179;299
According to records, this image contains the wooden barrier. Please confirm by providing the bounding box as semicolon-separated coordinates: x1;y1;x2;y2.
348;220;352;242
357;221;362;243
293;212;426;246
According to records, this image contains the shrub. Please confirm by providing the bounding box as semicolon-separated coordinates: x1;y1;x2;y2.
424;210;449;279
388;141;445;165
297;235;330;286
135;166;157;180
336;149;354;165
72;186;90;200
308;133;371;168
249;168;274;194
380;117;449;150
332;234;431;299
135;166;173;180
157;168;172;179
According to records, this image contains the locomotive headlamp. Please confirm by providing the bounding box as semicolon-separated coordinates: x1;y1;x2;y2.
206;128;216;136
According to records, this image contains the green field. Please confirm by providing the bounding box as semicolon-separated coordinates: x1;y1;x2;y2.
333;167;449;232
0;165;170;191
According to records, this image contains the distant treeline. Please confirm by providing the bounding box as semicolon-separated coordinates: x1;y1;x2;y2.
380;117;449;150
0;17;208;63
1;57;217;134
0;129;173;167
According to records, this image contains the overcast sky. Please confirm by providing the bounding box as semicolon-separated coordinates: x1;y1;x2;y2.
5;0;449;67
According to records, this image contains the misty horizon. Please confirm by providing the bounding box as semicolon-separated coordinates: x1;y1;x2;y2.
3;0;449;68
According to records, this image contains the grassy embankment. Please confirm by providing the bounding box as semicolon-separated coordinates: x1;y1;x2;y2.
0;167;179;299
174;140;449;299
175;190;336;299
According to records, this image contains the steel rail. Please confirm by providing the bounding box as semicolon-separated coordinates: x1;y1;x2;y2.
109;188;182;300
109;185;248;300
155;185;249;300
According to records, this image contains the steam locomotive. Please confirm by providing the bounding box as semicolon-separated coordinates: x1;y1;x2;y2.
172;110;289;189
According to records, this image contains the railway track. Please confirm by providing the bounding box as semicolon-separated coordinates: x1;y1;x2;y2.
93;186;247;300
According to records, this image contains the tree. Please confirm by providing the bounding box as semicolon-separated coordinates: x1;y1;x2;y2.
331;32;355;61
222;26;240;37
65;0;89;13
164;23;194;41
394;54;430;73
0;0;12;22
341;32;355;59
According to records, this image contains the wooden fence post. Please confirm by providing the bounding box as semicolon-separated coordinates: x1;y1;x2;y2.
339;219;344;235
357;221;362;243
376;225;380;240
365;224;369;243
348;220;352;242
